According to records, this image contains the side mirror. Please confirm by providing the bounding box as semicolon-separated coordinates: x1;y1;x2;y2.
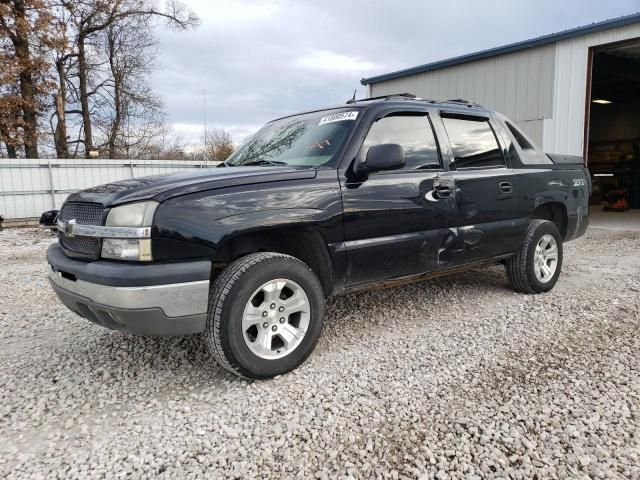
39;209;59;231
356;143;405;175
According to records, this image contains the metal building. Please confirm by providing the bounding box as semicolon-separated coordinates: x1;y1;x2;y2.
362;13;640;210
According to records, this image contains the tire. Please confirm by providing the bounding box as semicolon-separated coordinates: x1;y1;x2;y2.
506;219;563;294
206;252;325;379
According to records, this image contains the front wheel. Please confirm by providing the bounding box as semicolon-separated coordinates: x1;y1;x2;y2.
506;219;563;293
206;252;325;379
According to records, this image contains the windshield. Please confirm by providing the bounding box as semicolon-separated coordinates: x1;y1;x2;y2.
225;109;360;168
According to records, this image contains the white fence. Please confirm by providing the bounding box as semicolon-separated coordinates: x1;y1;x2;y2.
0;158;212;220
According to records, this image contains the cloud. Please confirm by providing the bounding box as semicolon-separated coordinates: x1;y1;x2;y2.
293;50;382;75
150;0;640;146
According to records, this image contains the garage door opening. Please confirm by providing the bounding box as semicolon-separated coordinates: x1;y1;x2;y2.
586;39;640;211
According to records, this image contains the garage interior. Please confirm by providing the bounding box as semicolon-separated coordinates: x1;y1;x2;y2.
587;38;640;212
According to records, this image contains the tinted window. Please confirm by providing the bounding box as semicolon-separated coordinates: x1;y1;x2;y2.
361;114;441;170
503;119;552;165
506;121;533;150
442;117;505;168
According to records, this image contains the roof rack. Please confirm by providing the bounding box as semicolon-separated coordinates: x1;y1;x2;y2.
442;98;483;108
345;93;484;109
346;92;418;104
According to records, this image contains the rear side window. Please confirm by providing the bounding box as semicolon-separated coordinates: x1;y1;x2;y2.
506;121;533;150
361;114;441;170
442;117;505;168
502;119;552;165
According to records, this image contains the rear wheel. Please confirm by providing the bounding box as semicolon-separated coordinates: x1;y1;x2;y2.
506;219;563;293
206;252;325;379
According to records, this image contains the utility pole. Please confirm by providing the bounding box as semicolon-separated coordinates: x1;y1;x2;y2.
202;89;208;166
126;107;130;159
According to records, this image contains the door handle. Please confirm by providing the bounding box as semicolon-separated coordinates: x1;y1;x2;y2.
435;185;452;199
498;182;513;194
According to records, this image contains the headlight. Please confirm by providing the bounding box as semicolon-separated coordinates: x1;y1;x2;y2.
106;201;158;227
102;201;157;261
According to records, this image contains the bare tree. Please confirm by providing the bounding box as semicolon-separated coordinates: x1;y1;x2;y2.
203;127;235;162
90;14;165;158
58;0;199;157
137;127;189;160
1;0;199;159
51;8;73;158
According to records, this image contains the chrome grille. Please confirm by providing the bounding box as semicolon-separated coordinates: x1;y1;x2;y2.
59;235;102;258
58;202;105;259
58;202;104;225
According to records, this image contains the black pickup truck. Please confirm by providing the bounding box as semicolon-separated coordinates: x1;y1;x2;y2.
42;94;590;378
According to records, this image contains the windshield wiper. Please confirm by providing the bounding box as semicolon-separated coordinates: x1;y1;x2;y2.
241;159;288;167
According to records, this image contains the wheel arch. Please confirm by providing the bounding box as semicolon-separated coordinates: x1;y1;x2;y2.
531;202;567;239
211;226;334;297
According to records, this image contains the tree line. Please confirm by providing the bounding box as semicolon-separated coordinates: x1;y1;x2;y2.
1;0;237;161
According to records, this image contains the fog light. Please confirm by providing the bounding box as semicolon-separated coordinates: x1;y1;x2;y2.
101;238;152;261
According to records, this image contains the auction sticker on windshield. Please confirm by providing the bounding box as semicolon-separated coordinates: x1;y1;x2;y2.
318;111;359;125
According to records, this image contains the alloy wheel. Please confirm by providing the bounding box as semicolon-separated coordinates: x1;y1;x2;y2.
241;278;310;359
533;234;559;283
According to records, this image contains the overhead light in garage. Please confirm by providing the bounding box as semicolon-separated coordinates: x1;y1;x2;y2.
592;98;612;104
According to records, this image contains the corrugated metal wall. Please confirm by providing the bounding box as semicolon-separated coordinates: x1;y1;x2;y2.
544;22;640;156
369;44;556;145
0;159;211;219
368;23;640;157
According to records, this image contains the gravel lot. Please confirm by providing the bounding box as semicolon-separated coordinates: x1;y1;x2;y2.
1;226;639;479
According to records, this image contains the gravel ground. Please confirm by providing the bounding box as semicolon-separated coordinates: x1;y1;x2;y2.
1;227;639;479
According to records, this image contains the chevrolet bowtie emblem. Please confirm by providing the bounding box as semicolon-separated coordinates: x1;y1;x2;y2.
64;219;76;237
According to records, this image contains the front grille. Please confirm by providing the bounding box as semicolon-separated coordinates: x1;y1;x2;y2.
59;202;104;225
59;234;102;258
58;202;105;260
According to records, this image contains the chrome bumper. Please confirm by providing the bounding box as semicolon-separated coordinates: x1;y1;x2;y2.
49;266;208;317
48;266;209;336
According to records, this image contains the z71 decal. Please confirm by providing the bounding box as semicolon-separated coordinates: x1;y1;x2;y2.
573;178;586;187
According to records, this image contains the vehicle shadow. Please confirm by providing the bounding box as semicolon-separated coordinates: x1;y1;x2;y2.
319;265;513;353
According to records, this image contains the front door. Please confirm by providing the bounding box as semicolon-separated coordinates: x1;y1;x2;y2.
340;109;456;287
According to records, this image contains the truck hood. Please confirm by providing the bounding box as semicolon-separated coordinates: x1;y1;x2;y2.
65;166;317;207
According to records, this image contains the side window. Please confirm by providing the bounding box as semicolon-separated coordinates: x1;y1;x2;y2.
506;121;533;150
442;116;505;169
361;114;441;170
504;120;553;165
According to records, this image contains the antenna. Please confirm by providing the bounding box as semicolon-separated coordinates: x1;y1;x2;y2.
346;89;357;104
202;89;208;166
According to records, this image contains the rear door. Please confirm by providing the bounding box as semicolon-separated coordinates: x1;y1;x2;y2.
339;106;457;287
432;112;523;265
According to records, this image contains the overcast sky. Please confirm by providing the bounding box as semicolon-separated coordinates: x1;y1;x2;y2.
150;0;639;146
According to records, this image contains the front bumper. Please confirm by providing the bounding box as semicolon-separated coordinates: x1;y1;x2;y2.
47;244;210;336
